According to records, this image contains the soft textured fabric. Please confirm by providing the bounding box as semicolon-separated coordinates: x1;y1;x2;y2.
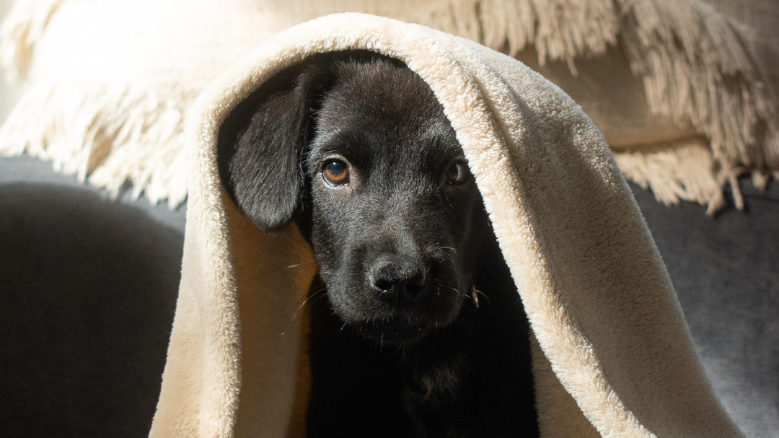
0;0;776;211
150;14;743;438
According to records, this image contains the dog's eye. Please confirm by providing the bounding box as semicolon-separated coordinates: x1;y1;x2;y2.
322;160;350;187
445;161;471;185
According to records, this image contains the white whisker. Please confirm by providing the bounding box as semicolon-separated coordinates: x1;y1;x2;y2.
472;286;490;306
291;288;327;321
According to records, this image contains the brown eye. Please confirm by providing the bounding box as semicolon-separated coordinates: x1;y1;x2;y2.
445;160;471;185
322;160;349;187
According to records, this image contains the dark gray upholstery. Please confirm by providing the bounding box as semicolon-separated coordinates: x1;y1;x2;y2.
0;157;184;437
630;180;779;438
0;156;776;437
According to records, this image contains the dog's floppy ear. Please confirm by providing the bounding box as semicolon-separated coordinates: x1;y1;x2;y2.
217;59;336;231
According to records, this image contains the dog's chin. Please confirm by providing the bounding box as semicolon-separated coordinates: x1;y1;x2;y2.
334;303;464;347
325;279;468;346
354;319;436;346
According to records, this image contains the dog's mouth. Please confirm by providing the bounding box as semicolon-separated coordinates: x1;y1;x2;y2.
345;293;469;346
355;318;434;345
328;285;467;345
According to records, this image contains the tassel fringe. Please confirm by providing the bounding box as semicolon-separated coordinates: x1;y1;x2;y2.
614;139;728;214
414;0;618;64
0;0;63;81
1;0;776;209
617;0;779;187
0;77;187;207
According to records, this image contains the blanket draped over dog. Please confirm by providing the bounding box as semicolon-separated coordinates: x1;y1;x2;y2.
150;14;742;438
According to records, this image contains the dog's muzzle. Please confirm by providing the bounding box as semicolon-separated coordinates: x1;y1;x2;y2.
369;254;428;308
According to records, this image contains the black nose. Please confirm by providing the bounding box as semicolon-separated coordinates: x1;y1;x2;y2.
369;256;427;306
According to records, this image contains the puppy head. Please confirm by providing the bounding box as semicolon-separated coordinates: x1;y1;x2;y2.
219;52;489;345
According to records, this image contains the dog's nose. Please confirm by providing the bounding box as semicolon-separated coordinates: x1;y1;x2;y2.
369;257;427;306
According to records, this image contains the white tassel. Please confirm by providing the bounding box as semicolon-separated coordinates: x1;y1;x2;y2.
615;139;727;214
0;77;188;207
411;0;618;64
0;0;65;81
618;0;779;181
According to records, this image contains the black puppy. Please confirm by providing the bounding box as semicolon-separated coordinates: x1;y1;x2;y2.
218;51;538;438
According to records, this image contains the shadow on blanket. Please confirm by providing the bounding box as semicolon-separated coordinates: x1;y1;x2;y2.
0;184;180;438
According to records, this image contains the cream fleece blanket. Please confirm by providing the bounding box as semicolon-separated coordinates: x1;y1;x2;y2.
150;14;742;438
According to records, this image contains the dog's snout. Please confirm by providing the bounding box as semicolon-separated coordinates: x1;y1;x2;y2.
370;256;427;305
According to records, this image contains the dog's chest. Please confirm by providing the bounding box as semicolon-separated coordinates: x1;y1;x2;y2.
303;276;538;438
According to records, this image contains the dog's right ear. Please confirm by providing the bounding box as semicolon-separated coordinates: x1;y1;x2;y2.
218;61;336;232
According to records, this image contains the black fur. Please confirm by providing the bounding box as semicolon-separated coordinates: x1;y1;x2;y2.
218;51;539;438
